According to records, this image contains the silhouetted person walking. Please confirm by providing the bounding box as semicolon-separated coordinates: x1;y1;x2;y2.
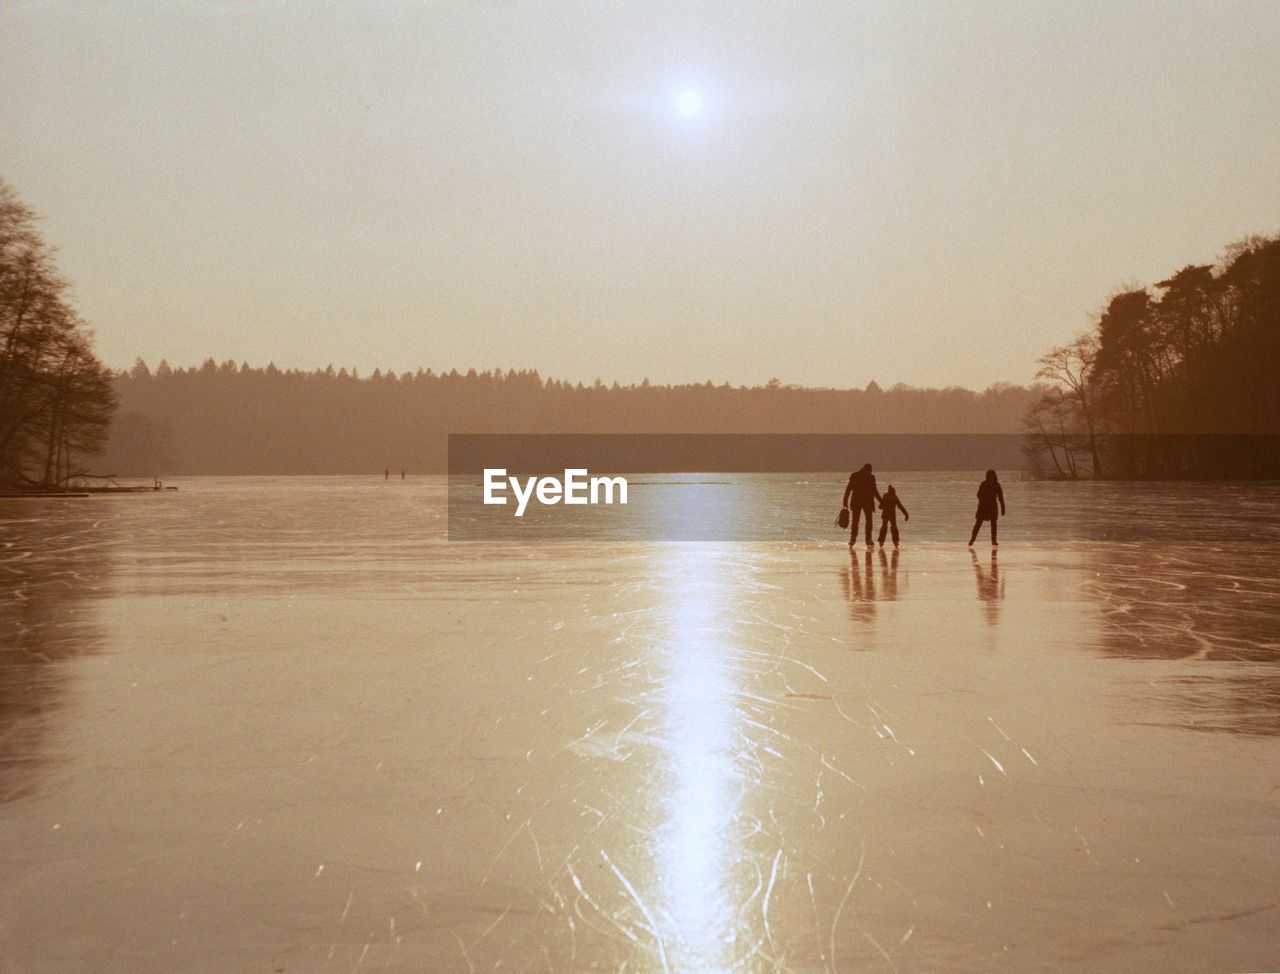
877;484;909;548
968;469;1006;546
842;463;882;548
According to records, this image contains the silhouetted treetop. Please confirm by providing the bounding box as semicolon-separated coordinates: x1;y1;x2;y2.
1025;232;1280;479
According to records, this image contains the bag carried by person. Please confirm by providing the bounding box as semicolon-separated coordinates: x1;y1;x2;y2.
836;507;850;529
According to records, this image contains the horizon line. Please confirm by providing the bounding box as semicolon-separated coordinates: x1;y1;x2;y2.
114;356;1041;396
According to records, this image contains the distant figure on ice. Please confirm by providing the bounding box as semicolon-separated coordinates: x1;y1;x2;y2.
384;468;389;481
877;484;910;548
401;469;405;480
842;463;882;548
968;469;1006;547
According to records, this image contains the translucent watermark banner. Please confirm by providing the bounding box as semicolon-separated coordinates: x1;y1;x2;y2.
446;434;1280;542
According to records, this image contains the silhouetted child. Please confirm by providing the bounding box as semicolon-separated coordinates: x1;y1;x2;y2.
877;484;909;548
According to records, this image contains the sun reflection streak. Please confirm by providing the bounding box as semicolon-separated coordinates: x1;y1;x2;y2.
657;542;743;971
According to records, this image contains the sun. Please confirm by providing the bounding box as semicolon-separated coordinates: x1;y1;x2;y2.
676;89;704;117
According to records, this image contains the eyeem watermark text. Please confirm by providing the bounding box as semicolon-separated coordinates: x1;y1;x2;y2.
482;468;628;517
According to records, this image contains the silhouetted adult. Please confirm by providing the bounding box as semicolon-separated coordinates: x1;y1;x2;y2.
842;463;882;548
968;469;1006;547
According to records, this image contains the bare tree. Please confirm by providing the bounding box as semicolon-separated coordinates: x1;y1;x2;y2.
0;179;116;487
1033;333;1103;477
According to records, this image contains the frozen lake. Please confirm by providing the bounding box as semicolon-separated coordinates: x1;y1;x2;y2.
2;474;1279;972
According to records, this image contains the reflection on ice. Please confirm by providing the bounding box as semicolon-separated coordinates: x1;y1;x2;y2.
659;545;738;970
971;549;1004;626
0;508;108;804
839;548;905;626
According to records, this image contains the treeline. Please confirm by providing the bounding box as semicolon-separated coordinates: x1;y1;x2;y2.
102;363;1038;475
0;181;116;489
1026;233;1280;479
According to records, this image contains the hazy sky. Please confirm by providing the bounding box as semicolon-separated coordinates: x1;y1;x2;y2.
3;2;1278;390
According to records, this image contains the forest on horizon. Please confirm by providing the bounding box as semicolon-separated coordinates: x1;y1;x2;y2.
101;364;1040;476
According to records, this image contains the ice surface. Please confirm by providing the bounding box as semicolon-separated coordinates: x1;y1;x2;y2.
1;476;1279;972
